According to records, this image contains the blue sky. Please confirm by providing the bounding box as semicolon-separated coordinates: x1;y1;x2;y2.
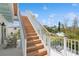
19;3;79;27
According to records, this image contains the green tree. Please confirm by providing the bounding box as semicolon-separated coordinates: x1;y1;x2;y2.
58;21;61;32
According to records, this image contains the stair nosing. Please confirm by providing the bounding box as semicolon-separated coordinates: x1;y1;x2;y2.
27;43;43;49
27;48;47;56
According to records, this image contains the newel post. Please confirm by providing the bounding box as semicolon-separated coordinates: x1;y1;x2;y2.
64;36;67;56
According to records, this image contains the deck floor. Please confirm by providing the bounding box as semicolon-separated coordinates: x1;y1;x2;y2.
0;47;22;56
50;47;79;56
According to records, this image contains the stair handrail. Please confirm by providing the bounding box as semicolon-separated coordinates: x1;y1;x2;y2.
37;20;51;36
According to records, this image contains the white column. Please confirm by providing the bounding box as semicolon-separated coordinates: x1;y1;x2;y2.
64;37;67;56
0;25;1;45
48;38;50;56
17;4;26;56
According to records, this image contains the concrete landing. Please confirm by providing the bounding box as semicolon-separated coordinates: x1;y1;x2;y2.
0;47;22;56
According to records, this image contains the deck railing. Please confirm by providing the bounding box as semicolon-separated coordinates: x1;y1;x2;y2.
51;35;79;56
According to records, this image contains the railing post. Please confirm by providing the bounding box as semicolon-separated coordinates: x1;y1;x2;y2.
48;38;50;56
64;36;67;56
78;41;79;54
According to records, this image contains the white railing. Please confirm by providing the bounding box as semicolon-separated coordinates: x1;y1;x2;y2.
66;39;79;56
26;10;51;55
51;35;79;56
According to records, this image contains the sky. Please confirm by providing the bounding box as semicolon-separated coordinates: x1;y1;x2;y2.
19;3;79;27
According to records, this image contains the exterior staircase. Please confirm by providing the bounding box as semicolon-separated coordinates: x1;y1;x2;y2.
21;16;47;56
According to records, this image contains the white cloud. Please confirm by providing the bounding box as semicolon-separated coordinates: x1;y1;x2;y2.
41;19;46;25
48;14;55;19
33;13;39;18
65;12;78;20
72;3;78;6
20;10;39;18
21;11;27;16
43;5;48;10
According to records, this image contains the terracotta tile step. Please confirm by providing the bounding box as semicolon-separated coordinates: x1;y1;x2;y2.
25;29;35;31
27;43;44;53
24;24;32;27
26;32;36;34
26;31;35;33
44;54;48;56
25;25;33;26
27;36;39;41
25;26;34;28
24;23;32;25
22;19;30;22
26;30;35;32
27;33;37;36
27;48;47;56
22;23;30;25
27;39;41;47
24;28;34;31
25;28;34;30
25;28;35;31
22;19;30;21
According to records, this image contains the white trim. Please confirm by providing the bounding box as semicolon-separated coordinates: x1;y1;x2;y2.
9;3;14;23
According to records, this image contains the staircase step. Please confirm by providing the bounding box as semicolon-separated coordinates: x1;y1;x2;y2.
25;24;33;26
27;36;39;41
26;30;35;33
27;39;41;47
27;43;44;53
25;26;34;29
25;30;36;33
26;29;35;32
27;33;37;36
44;54;48;56
27;48;47;56
26;31;36;33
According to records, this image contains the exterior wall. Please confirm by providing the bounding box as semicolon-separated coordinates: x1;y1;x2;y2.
6;27;20;36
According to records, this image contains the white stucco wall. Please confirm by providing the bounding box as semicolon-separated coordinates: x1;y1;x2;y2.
6;27;19;35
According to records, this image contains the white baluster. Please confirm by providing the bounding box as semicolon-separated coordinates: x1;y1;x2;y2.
78;41;79;55
44;34;46;45
68;40;69;50
68;40;70;55
74;40;76;54
71;40;72;53
48;37;50;56
64;37;67;56
66;40;68;55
